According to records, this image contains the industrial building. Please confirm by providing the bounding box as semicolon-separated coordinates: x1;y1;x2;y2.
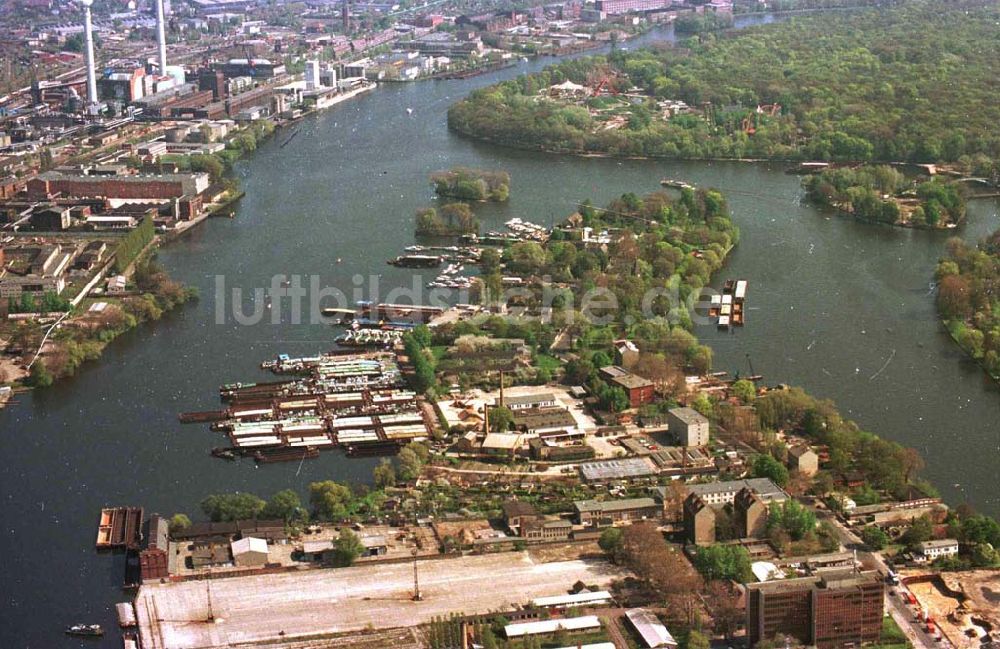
579;457;657;482
26;170;210;201
746;570;884;649
574;497;661;526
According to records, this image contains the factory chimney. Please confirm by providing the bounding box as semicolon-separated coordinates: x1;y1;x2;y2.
155;0;168;74
342;0;350;33
80;0;99;114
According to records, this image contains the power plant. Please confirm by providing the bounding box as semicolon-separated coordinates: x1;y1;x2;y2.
80;0;99;114
155;0;168;74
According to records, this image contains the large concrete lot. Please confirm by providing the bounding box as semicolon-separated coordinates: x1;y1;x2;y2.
136;551;628;649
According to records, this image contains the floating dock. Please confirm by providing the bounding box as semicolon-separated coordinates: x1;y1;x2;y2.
181;352;431;460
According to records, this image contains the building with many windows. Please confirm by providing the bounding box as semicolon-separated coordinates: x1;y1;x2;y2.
746;570;884;648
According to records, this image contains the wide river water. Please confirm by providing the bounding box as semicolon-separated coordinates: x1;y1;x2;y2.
1;16;998;647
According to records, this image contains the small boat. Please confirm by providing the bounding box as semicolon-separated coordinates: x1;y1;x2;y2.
211;447;236;460
66;624;104;637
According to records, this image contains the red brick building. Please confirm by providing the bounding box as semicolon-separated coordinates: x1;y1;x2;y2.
27;171;210;201
600;365;655;408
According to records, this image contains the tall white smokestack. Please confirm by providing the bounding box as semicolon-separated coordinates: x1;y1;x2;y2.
80;0;98;113
155;0;167;74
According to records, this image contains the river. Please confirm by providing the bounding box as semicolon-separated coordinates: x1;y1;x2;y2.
1;16;998;648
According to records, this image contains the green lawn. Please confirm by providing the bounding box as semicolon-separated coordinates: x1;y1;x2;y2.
534;353;562;372
872;615;912;649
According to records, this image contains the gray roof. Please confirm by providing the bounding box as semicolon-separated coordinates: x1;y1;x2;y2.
625;608;677;648
668;407;708;426
496;393;557;406
575;497;658;514
687;478;787;502
579;457;656;481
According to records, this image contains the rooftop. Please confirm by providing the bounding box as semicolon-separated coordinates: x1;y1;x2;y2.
574;497;657;513
580;457;656;481
624;608;677;648
505;615;601;638
668;407;708;426
687;478;787;502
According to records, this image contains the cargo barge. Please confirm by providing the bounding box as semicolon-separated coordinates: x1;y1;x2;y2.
388;254;442;268
95;506;144;550
711;279;748;329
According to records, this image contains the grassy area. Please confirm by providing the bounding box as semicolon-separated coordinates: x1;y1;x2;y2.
874;615;913;649
534;353;562;373
431;345;449;362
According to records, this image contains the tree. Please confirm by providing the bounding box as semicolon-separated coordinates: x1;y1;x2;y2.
622;523;703;623
970;542;1000;568
373;459;396;489
26;361;54;388
331;528;365;567
692;544;752;581
751;453;789;488
486;406;514;432
767;499;816;541
731;379;756;403
861;525;889;551
169;513;192;533
262;489;302;523
309;481;354;521
200;492;266;522
687;629;711;649
706;581;743;641
397;445;424;481
598;527;624;561
900;515;934;551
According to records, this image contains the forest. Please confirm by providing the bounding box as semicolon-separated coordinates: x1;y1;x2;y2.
936;231;1000;380
448;1;1000;170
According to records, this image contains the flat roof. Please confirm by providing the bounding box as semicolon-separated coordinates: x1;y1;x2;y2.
575;497;658;514
505;615;601;638
495;392;557;406
579;457;656;481
532;590;612;608
668;407;707;426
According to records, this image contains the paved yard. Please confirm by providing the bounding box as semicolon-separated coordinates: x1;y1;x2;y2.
137;551;629;649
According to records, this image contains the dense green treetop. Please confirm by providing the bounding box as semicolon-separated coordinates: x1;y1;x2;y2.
449;1;1000;168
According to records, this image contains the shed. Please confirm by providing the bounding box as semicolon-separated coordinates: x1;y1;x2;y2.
505;615;601;639
230;536;268;567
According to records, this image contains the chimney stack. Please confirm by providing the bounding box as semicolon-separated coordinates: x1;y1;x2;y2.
342;0;350;33
155;0;168;75
80;0;98;113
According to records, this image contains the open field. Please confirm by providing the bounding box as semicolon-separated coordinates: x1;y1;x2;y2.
136;551;629;649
